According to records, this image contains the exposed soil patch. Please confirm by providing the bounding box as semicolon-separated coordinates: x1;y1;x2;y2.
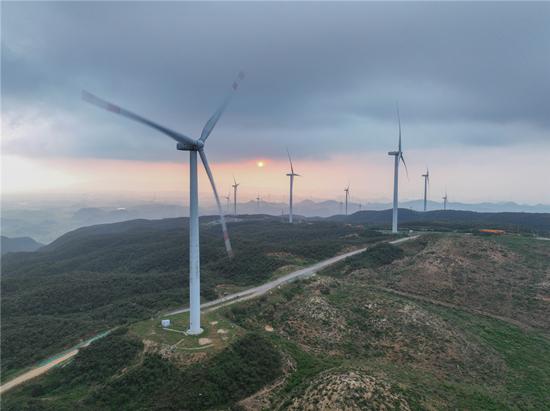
354;235;550;330
287;369;411;411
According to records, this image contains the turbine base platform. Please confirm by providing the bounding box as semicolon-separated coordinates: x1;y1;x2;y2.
186;327;204;336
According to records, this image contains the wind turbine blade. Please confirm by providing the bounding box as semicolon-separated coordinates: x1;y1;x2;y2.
200;71;245;143
286;148;295;174
396;102;402;152
82;90;195;146
400;154;409;179
199;149;233;258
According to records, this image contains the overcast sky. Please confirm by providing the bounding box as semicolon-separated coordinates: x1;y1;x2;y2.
2;2;550;204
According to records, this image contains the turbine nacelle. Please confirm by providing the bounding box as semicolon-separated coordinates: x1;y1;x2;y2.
176;140;204;151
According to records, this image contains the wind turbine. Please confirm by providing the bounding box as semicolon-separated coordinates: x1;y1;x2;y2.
286;149;300;223
344;184;350;216
82;71;245;335
387;104;408;233
224;193;231;214
232;176;239;216
256;194;261;212
422;168;430;211
442;190;448;211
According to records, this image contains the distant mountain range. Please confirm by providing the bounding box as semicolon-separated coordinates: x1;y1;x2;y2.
228;199;550;217
1;236;44;255
2;199;549;243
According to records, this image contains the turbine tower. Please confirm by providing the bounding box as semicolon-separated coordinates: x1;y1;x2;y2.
387;104;408;233
286;149;300;223
83;71;244;335
442;190;448;211
344;185;350;216
232;176;239;216
225;193;231;214
256;194;261;212
422;168;430;211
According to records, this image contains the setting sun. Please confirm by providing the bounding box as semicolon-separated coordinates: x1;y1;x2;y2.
257;161;265;168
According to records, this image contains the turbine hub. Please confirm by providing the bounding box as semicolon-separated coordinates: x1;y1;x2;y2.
176;140;204;151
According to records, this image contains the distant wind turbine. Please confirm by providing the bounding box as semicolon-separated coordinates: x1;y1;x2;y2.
232;176;239;216
442;190;448;211
387;104;408;233
224;193;231;214
256;194;261;212
286;149;300;223
344;184;350;216
83;71;245;335
422;168;430;211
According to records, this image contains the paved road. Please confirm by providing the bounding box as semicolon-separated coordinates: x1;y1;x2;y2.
166;235;418;316
1;235;418;394
0;331;111;395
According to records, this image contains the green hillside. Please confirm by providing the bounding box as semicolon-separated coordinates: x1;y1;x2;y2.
3;233;549;410
1;216;387;378
328;209;550;235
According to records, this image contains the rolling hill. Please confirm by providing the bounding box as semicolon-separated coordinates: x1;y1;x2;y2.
3;233;549;410
1;236;44;255
329;209;550;234
1;216;388;378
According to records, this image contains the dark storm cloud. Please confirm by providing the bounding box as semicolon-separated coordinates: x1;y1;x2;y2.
2;2;549;162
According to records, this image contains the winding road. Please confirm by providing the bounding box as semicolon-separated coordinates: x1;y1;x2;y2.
0;235;418;394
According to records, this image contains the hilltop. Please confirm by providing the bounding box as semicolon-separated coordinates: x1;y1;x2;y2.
3;233;549;410
3;199;549;243
1;236;44;255
1;216;388;378
329;209;550;235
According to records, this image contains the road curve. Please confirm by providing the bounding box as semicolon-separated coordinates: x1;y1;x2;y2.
1;235;418;394
166;235;418;316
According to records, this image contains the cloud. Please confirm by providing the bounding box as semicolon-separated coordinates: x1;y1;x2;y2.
2;2;549;163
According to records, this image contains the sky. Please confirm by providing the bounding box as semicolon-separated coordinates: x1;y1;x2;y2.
2;1;550;205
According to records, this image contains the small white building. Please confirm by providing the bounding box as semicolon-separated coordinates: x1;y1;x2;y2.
161;319;171;328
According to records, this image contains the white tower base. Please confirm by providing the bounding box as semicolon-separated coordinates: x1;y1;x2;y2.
188;151;203;335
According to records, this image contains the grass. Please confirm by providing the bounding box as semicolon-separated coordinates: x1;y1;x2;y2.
421;302;550;409
128;309;244;355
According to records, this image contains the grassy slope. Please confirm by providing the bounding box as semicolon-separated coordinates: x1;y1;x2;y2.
4;233;548;410
354;233;550;330
223;235;550;409
1;217;387;378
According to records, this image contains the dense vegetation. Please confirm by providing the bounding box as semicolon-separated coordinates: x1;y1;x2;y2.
329;208;550;235
3;233;549;410
3;332;281;411
320;242;404;277
1;216;387;377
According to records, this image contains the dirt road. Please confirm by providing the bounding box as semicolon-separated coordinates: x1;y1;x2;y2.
0;349;77;395
0;331;111;395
